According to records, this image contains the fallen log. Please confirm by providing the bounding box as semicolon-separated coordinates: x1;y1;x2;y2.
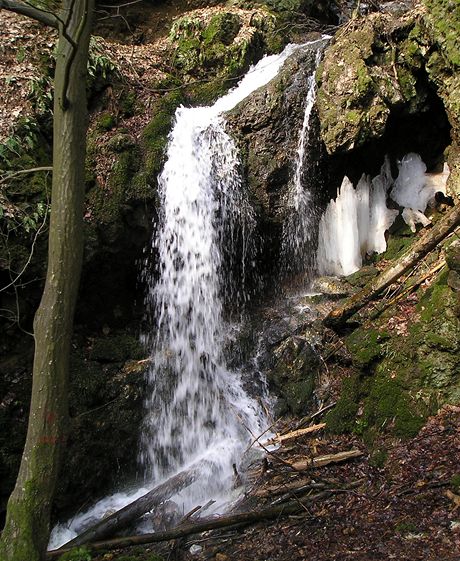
59;460;208;549
324;203;460;328
292;449;363;471
47;481;363;559
261;423;326;447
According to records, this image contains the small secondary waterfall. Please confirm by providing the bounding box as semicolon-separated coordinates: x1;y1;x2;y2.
281;40;329;280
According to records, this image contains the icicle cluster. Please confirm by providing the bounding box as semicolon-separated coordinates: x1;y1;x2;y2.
317;153;449;276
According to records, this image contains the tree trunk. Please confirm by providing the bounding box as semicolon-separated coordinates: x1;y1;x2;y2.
0;2;93;560
324;204;460;328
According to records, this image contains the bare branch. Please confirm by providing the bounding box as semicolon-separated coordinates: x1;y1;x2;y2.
0;0;58;28
0;166;53;184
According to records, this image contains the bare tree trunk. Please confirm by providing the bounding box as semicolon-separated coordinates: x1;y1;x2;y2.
0;1;93;559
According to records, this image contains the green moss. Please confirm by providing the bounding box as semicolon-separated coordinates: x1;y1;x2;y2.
87;145;143;224
119;91;137;118
186;78;228;106
97;112;116;131
354;64;374;99
325;375;361;434
423;0;460;67
346;328;388;368
379;232;414;261
369;448;388;468
395;521;418;534
283;379;315;415
397;66;417;101
202;13;241;46
58;547;92;561
363;376;425;438
142;90;184;180
450;474;460;493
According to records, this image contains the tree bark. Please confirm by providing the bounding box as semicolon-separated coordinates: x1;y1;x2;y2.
0;2;94;560
60;460;208;549
323;204;460;328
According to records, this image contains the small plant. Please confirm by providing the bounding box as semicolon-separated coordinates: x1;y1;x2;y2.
29;75;54;115
87;37;118;91
0;117;41;168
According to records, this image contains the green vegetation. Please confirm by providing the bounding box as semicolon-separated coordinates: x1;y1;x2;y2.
169;11;265;81
58;547;92;561
142;90;184;181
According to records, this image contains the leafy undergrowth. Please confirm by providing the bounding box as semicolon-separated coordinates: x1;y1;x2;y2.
80;405;460;561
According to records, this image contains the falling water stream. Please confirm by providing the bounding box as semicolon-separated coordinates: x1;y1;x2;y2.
49;40;329;549
281;41;329;280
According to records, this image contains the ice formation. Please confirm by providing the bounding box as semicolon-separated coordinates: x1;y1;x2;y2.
317;159;398;276
317;153;450;277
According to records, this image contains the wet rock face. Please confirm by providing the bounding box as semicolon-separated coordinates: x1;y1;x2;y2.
226;46;324;226
316;4;459;199
317;11;431;154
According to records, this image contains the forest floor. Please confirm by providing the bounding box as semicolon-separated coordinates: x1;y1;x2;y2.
87;405;460;561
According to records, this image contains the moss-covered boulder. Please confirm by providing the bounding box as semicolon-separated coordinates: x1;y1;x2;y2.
168;9;274;81
326;264;460;440
317;11;431;154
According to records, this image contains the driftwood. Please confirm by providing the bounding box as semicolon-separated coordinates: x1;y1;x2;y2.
261;423;326;447
59;460;208;549
47;481;363;558
324;203;460;328
292;449;363;471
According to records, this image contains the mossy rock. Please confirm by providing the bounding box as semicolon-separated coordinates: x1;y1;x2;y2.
346;328;389;368
346;265;379;288
97;112;116;131
87;144;147;224
325;374;361;433
446;240;460;272
269;335;320;415
169;10;266;81
422;0;460;68
362;375;427;438
142;90;185;180
202;12;241;46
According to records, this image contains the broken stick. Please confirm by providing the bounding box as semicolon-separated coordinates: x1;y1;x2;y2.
261;423;326;447
292;449;363;471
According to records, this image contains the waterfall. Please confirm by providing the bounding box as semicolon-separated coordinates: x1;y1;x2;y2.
48;40;329;550
281;39;329;280
138;43;313;511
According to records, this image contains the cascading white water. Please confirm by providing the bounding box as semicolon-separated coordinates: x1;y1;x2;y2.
281;40;329;278
138;43;316;511
48;43;313;550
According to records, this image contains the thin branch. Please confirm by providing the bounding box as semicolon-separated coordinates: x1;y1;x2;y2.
0;166;53;184
0;200;49;294
0;0;58;28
